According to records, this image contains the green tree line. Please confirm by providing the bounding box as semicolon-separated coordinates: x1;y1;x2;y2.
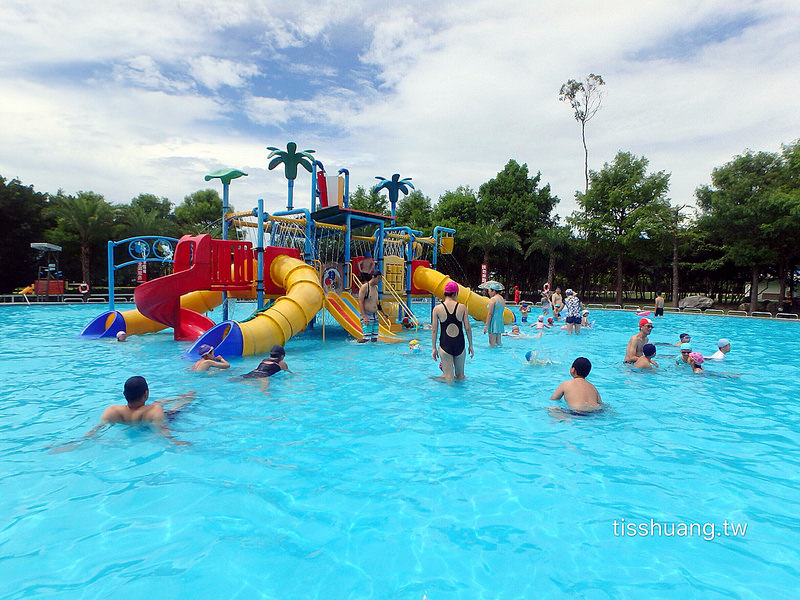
3;141;798;312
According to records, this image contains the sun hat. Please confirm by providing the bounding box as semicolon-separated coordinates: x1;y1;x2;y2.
565;288;574;295
582;310;589;316
689;352;704;364
639;317;653;327
487;282;503;291
444;281;459;295
198;344;214;357
718;338;730;348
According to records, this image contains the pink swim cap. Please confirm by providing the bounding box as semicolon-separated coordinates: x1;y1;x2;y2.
444;281;459;295
689;352;704;364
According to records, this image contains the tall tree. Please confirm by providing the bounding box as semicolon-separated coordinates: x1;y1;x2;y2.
117;193;179;238
0;176;54;292
349;185;389;214
174;189;225;237
569;151;671;305
466;220;522;275
395;189;433;233
266;142;315;211
559;74;606;194
696;149;790;312
524;225;572;290
478;160;558;238
47;191;115;285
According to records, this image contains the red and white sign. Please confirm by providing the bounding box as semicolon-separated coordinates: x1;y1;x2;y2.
137;261;147;283
481;263;488;284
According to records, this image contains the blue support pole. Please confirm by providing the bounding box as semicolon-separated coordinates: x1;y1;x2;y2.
257;199;265;310
108;240;115;311
222;181;230;321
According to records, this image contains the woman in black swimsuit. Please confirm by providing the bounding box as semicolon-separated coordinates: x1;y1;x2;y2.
431;281;474;382
242;345;290;387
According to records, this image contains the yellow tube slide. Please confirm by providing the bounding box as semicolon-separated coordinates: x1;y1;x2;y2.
238;255;325;356
120;290;224;335
412;266;514;324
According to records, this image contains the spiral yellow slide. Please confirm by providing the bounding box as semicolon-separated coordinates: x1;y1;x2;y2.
236;255;325;355
412;266;515;324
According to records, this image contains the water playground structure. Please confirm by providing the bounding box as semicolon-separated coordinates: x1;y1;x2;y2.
80;152;514;357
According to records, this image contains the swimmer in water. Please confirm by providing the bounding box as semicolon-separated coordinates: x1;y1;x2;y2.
192;344;230;372
707;338;731;360
504;325;522;337
87;376;195;445
655;332;689;347
409;339;422;354
676;342;692;365
549;357;604;415
624;318;653;363
633;343;658;370
525;350;553;366
687;352;704;373
116;331;127;342
238;345;291;391
530;315;551;338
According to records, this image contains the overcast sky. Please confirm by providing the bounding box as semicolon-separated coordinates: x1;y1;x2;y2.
1;0;798;220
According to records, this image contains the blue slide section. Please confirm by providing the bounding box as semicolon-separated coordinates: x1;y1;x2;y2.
182;320;244;361
79;311;126;339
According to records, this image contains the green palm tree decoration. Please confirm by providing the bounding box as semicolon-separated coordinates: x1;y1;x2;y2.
467;220;522;273
374;174;414;218
267;142;315;210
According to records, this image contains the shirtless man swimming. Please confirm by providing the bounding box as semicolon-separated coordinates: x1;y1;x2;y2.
91;376;194;444
624;318;653;363
550;357;604;414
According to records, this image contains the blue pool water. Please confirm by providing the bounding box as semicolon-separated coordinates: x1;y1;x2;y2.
1;303;799;599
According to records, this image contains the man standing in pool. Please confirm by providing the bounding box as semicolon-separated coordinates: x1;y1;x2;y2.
549;357;604;414
358;269;382;343
654;292;665;318
624;317;653;363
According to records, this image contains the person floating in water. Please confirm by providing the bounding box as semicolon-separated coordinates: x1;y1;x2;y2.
624;318;653;363
88;376;195;444
633;343;658;370
192;344;230;371
116;331;127;342
549;357;604;415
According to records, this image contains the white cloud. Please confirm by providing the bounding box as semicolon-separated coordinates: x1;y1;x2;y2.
188;56;259;90
0;0;798;225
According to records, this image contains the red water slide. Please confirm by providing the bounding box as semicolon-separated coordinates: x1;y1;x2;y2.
134;234;254;341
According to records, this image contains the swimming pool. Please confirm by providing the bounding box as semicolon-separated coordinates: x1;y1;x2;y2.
1;303;799;599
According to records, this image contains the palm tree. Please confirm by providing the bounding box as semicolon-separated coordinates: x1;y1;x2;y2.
267;142;315;210
467;220;522;274
525;225;572;289
47;191;115;285
374;174;414;218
